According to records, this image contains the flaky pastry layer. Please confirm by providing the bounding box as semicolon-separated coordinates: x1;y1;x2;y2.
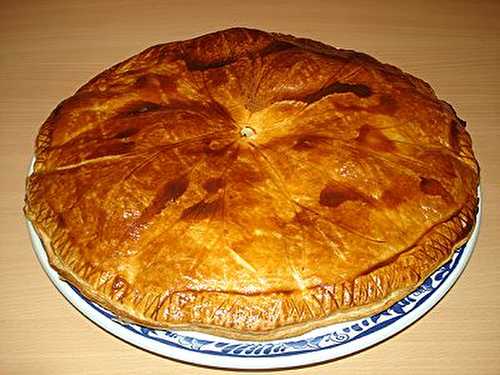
25;28;479;340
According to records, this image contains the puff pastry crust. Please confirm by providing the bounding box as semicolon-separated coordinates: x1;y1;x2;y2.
25;28;479;340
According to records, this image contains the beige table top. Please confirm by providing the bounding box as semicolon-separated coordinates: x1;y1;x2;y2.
1;1;499;374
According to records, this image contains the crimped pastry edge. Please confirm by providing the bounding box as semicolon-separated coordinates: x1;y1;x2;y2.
25;191;478;341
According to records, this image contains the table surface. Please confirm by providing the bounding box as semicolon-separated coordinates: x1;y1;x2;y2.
1;1;499;374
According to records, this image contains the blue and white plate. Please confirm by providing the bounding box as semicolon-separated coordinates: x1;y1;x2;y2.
27;189;481;370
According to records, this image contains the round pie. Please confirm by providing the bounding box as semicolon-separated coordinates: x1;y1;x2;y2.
24;28;479;340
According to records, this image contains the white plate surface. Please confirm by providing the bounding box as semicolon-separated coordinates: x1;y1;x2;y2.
27;188;481;370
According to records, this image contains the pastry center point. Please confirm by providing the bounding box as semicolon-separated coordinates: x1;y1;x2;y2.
240;126;256;138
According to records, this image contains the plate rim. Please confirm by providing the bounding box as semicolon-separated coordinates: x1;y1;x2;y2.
26;184;481;370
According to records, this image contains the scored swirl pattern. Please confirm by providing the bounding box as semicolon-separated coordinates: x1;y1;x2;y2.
25;28;479;337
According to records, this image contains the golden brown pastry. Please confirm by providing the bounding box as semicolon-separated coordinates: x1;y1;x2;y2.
24;28;479;340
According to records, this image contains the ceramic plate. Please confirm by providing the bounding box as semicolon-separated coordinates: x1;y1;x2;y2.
27;186;481;370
